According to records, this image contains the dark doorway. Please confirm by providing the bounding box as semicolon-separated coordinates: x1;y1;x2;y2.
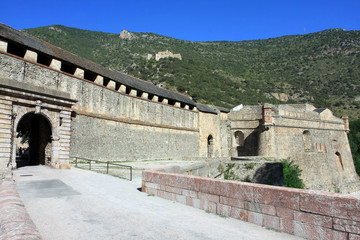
236;131;258;156
207;135;214;158
16;113;52;168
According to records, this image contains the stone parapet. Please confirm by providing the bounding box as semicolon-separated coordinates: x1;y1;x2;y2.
0;181;42;239
142;170;360;240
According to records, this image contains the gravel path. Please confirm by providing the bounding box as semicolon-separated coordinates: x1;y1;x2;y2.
13;166;303;240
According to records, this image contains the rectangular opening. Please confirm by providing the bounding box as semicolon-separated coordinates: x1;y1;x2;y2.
84;70;97;82
103;78;110;87
7;42;26;58
37;53;52;67
60;62;76;75
136;90;143;98
168;99;175;106
126;87;131;95
148;94;154;100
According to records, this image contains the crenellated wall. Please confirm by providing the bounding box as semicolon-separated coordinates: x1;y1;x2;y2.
0;41;200;162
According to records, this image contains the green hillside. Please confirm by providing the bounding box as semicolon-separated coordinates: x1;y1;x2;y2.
23;26;360;119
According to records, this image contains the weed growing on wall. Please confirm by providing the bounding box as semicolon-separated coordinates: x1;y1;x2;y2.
281;159;304;189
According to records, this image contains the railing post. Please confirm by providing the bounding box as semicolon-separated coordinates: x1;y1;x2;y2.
107;162;109;174
130;166;132;181
75;158;77;167
89;160;91;170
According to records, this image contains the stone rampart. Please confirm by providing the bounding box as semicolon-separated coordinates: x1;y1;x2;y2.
0;51;200;161
142;170;360;240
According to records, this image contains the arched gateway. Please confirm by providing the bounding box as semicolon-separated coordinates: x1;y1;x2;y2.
0;78;76;177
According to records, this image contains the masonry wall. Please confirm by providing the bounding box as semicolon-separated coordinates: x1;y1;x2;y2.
268;106;359;193
198;111;228;158
228;104;360;193
142;170;360;240
0;52;200;161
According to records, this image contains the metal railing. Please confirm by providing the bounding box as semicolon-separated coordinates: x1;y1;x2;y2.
70;156;132;181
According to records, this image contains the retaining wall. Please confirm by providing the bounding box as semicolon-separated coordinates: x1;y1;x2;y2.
142;170;360;240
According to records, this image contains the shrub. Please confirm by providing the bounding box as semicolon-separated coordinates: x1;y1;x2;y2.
281;159;304;189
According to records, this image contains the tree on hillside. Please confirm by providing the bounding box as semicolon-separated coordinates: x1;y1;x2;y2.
349;120;360;176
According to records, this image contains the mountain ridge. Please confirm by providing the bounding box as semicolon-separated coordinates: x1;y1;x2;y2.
22;25;360;119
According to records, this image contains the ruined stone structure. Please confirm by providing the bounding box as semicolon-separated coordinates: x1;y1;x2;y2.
153;50;182;61
0;23;358;193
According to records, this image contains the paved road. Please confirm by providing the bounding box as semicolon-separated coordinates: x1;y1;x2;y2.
13;166;303;240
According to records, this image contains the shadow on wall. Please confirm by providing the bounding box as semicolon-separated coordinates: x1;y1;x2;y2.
236;131;259;156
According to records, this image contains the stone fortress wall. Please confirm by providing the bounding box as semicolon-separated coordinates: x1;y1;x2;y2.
0;24;204;172
228;104;360;193
0;23;359;193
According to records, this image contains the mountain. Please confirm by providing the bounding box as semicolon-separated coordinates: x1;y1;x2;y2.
22;25;360;119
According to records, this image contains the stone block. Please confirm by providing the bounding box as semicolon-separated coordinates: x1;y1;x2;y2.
182;189;198;198
252;184;300;210
144;182;160;190
248;211;264;226
350;234;360;240
263;214;280;230
157;190;174;201
0;40;8;52
152;95;159;102
245;201;262;213
198;192;220;203
94;75;104;85
174;194;186;204
118;84;126;93
276;206;294;219
175;102;181;107
129;89;137;97
162;98;168;104
333;218;360;235
59;163;71;169
186;196;200;209
217;203;232;217
24;50;38;62
262;204;277;216
142;170;161;183
220;196;245;209
74;68;84;78
159;173;199;191
145;187;157;196
50;59;61;70
230;207;248;221
161;185;182;195
294;211;332;228
199;199;217;213
294;221;347;240
300;191;360;220
280;219;294;235
141;92;148;99
107;80;116;90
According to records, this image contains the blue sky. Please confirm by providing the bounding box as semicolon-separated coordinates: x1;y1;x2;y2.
1;0;359;41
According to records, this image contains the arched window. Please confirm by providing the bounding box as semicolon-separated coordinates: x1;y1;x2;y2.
207;135;214;158
303;130;312;151
234;131;244;147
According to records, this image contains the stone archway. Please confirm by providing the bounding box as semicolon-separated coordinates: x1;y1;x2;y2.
15;112;52;167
